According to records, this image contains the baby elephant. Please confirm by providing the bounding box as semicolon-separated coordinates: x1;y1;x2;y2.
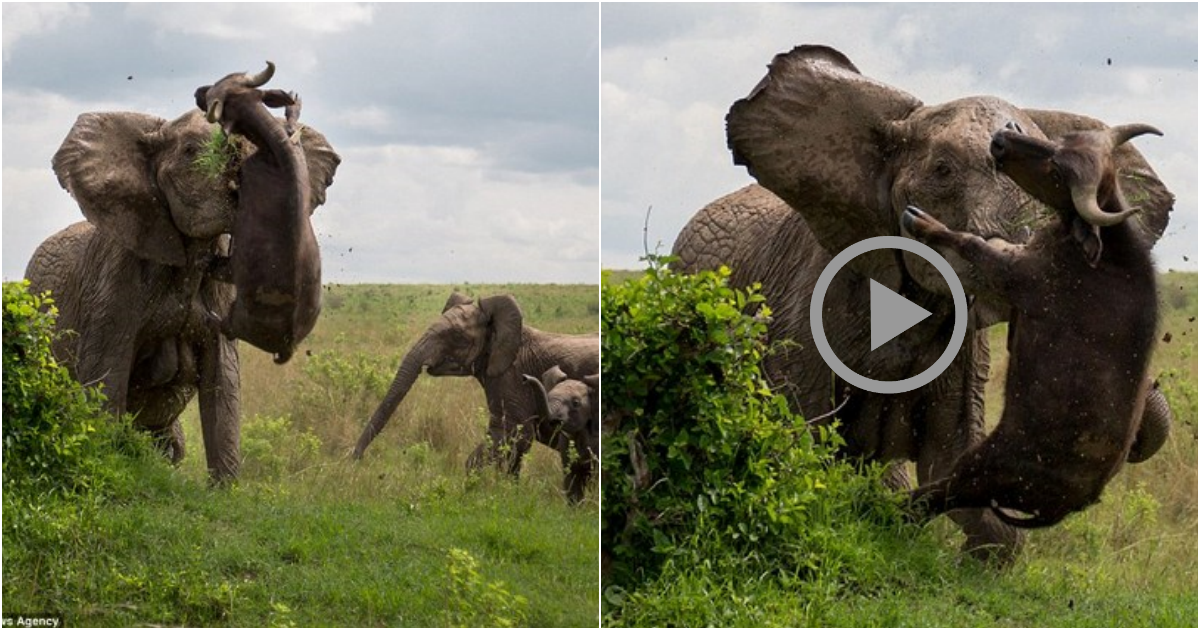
903;122;1167;528
523;366;599;503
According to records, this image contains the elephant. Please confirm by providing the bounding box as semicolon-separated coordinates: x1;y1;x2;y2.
353;292;600;502
523;366;600;502
672;45;1173;561
24;87;340;481
194;62;326;365
905;123;1166;527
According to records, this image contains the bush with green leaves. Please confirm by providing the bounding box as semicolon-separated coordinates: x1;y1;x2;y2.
2;281;125;495
442;547;529;627
601;258;906;592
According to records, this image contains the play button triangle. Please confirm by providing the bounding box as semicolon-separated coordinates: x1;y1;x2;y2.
870;279;932;351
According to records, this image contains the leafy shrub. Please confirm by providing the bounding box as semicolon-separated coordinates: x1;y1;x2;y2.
3;281;120;495
601;258;905;593
291;349;393;450
442;547;529;627
240;414;324;481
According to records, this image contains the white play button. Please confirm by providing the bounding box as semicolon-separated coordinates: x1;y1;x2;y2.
809;236;968;394
869;279;932;351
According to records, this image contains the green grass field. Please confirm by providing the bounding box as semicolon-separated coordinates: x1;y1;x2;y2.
3;283;600;627
602;270;1197;627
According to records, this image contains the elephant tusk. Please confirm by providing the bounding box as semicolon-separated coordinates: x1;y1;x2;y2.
206;99;222;124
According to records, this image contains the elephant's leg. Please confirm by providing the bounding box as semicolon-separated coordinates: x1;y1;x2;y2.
72;316;139;418
128;383;195;464
560;435;591;504
198;334;241;483
465;419;531;477
503;426;534;477
881;461;914;491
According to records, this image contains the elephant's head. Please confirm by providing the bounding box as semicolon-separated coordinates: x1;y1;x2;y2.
352;292;524;458
51;106;340;266
726;45;1173;299
523;365;600;436
52;110;237;267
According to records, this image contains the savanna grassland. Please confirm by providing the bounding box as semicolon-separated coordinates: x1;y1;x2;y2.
3;283;599;627
601;268;1197;627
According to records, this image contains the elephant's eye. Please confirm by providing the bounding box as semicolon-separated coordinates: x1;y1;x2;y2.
933;158;954;179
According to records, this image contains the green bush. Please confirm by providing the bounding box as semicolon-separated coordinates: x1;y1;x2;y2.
442;547;530;627
240;414;324;481
600;258;906;594
2;281;117;495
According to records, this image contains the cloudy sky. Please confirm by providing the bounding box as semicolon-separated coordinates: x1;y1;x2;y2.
3;3;599;283
601;3;1198;271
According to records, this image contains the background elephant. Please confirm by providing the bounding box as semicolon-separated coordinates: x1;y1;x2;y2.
672;45;1173;561
523;366;600;502
25;104;340;482
353;292;600;502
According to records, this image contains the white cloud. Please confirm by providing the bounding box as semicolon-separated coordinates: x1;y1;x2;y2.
125;3;373;41
313;144;597;284
2;3;89;61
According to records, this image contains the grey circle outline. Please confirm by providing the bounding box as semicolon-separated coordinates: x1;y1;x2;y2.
809;236;968;394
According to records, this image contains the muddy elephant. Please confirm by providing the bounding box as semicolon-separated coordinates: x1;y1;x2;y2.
672;45;1173;561
25;77;340;481
523;366;600;502
353;292;600;502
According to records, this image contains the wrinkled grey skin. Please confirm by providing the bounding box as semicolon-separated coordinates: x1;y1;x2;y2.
673;45;1173;562
523;366;600;502
905;124;1167;528
353;292;600;501
25;106;339;482
195;62;333;364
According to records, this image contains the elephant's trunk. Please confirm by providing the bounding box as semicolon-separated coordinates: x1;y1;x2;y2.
523;374;554;423
352;335;434;459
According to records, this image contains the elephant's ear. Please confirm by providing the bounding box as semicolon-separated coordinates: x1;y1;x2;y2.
582;374;599;392
52;112;188;267
443;291;473;313
479;294;523;378
1025;109;1174;243
540;365;569;391
726;45;923;255
297;125;342;215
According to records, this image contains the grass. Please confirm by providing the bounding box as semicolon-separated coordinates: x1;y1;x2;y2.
602;270;1197;627
192;126;238;181
3;283;600;627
